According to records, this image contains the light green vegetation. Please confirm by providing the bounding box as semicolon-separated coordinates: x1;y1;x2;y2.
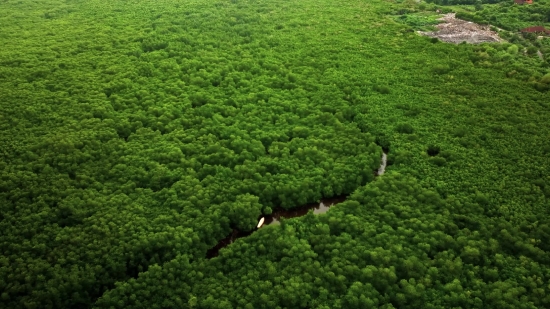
452;0;550;60
394;11;443;31
456;0;550;31
0;0;549;308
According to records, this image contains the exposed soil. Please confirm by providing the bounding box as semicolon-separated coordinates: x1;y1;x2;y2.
418;13;501;44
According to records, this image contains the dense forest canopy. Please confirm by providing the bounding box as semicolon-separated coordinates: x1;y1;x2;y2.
0;0;549;308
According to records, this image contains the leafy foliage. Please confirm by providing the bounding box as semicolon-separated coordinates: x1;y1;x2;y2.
456;0;550;31
0;0;549;308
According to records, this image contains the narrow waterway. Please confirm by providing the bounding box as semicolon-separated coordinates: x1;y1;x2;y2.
377;152;387;176
263;195;347;226
206;151;388;258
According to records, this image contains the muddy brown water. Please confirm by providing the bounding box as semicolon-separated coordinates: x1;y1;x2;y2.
206;152;388;258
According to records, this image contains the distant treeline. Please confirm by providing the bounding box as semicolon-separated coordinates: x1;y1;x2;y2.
425;0;508;5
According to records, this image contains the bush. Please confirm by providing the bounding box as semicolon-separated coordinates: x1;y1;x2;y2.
534;82;549;92
433;64;450;75
396;123;414;134
429;156;447;166
455;11;475;22
507;44;519;55
540;73;550;84
391;150;413;165
452;127;467;138
474;191;489;205
439;150;457;161
454;88;473;96
374;85;390;94
373;84;391;94
526;46;538;55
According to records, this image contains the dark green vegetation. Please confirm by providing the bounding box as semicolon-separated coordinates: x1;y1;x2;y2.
394;12;443;31
456;0;550;30
0;0;549;308
426;0;508;6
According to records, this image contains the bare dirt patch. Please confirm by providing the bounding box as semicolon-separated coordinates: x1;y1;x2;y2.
418;13;501;44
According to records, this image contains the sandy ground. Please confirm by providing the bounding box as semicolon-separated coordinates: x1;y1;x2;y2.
418;13;501;44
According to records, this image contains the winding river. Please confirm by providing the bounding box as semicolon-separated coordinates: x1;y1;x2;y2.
207;151;388;258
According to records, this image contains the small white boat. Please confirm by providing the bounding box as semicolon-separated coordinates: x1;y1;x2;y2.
257;217;265;228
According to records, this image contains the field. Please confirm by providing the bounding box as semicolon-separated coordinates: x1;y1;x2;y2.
1;0;549;308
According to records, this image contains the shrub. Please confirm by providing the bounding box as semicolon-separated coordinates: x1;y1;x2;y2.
373;84;391;94
439;150;457;161
507;44;519;55
455;11;475;22
433;64;450;75
429;156;447;166
534;82;549;92
396;123;414;134
526;46;538;55
391;150;412;165
452;127;467;138
454;88;473;96
474;192;489;205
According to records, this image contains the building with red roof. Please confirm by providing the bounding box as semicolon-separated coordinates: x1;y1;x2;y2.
521;26;550;34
